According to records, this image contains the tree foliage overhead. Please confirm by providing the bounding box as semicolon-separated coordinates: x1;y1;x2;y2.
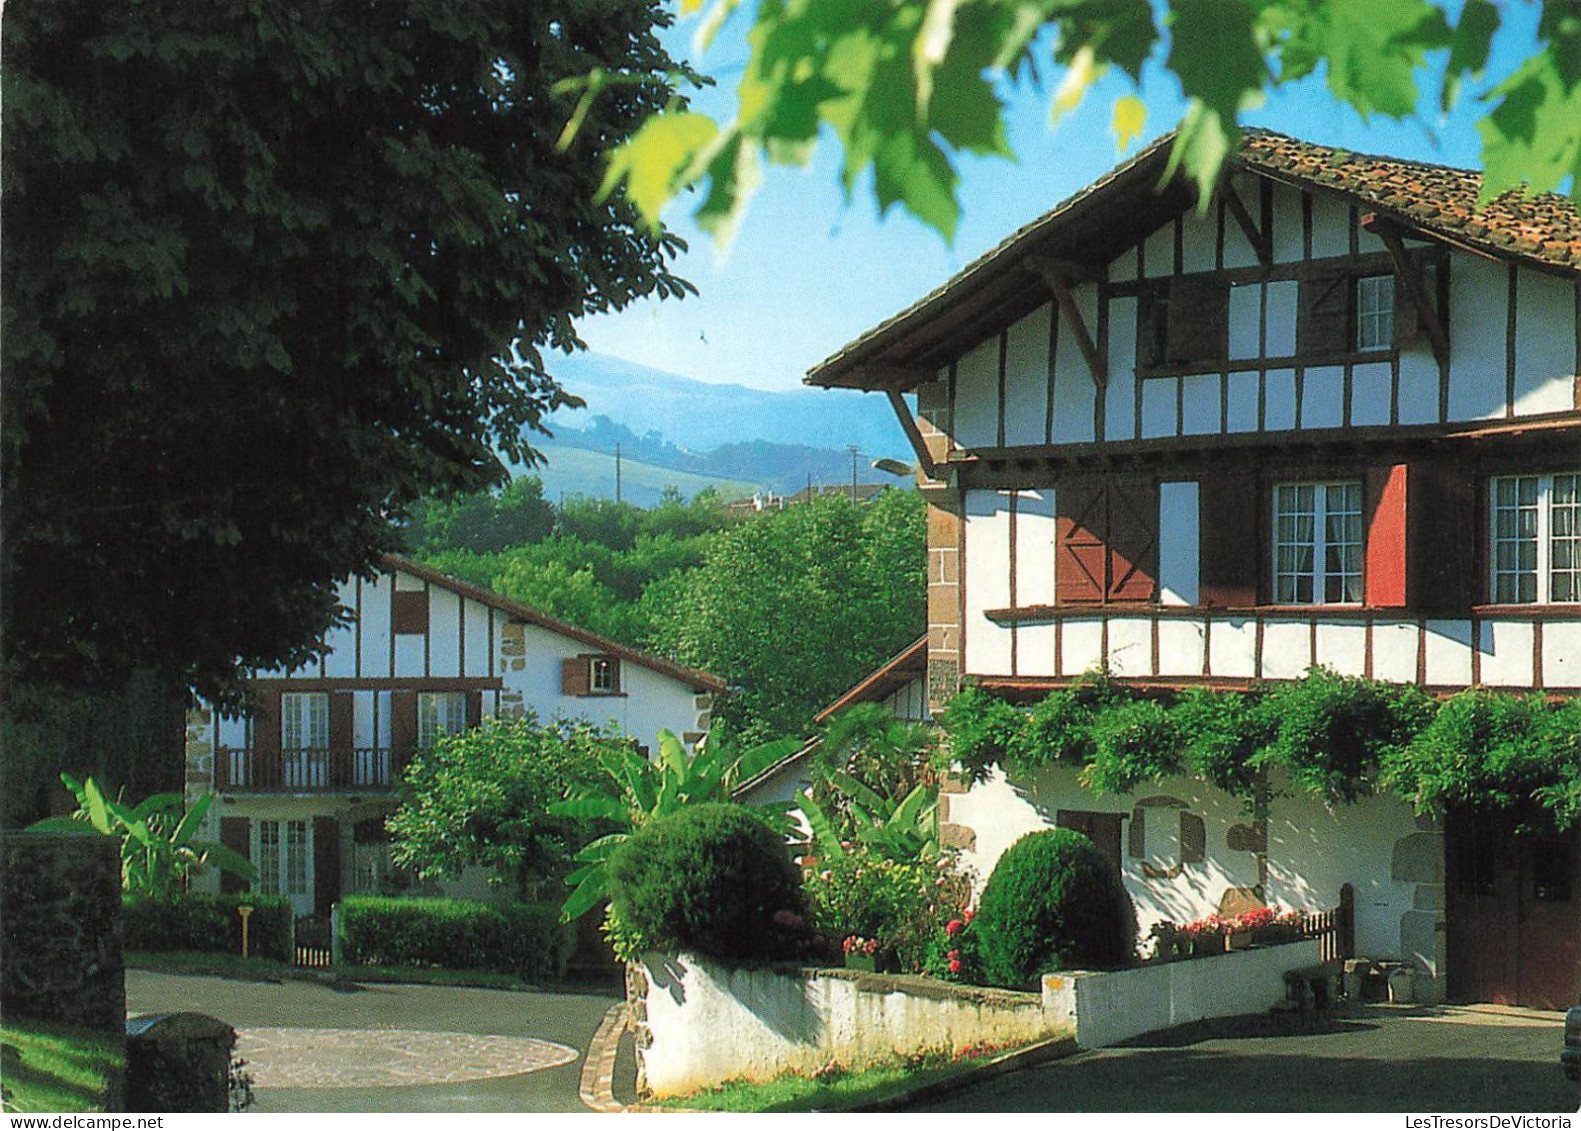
589;0;1580;243
2;1;694;700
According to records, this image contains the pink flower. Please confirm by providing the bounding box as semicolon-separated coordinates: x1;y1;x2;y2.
945;918;963;937
948;957;962;974
963;908;975;924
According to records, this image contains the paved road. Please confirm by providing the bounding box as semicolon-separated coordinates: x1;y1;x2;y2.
126;970;620;1112
919;1004;1580;1113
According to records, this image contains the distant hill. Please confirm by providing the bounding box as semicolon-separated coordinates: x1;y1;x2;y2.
523;444;759;509
543;351;911;457
514;351;917;502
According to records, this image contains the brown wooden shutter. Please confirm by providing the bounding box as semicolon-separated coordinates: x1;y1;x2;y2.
1199;473;1261;607
608;658;622;694
1409;460;1477;615
1137;284;1168;369
1056;479;1107;604
1298;270;1351;356
220;817;250;894
1107;481;1158;603
329;693;353;751
1365;465;1409;608
391;589;428;635
561;656;591;696
466;690;482;728
313;816;340;918
253;688;281;753
390;691;418;771
1166;278;1229;365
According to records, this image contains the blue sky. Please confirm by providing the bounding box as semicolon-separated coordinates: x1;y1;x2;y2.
576;4;1544;394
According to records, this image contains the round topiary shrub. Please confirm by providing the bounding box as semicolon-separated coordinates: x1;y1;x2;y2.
606;803;806;963
975;828;1137;986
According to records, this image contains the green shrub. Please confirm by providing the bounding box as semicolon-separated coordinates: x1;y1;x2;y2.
606;803;805;962
974;829;1136;986
122;893;293;962
803;852;972;973
336;895;572;982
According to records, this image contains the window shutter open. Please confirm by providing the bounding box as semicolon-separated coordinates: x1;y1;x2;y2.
561;656;591;697
313;816;340;918
1137;285;1169;369
1199;473;1261;607
1365;465;1409;607
391;691;417;770
1298;271;1351;356
1056;480;1107;604
1180;812;1206;864
329;693;353;750
1409;460;1476;615
220;817;250;894
253;689;281;755
466;690;483;728
1166;278;1229;365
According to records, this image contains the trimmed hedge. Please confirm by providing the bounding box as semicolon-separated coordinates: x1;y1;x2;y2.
975;828;1137;987
122;893;293;962
336;896;572;982
607;803;806;962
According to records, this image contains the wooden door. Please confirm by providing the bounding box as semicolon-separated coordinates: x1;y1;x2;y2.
1448;809;1581;1010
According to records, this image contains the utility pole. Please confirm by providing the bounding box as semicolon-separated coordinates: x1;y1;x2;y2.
847;445;859;501
615;442;622;504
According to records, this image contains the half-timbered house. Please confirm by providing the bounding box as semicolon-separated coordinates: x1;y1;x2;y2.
184;554;722;920
808;130;1581;1009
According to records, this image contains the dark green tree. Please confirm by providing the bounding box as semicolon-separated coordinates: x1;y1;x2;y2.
654;489;926;743
2;2;694;819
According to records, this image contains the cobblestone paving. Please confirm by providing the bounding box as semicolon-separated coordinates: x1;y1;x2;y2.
237;1027;579;1089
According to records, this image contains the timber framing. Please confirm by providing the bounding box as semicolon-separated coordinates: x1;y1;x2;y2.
1033;265;1107;388
1364;212;1451;368
886;388;938;479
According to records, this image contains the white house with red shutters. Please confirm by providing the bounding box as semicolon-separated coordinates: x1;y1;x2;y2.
184;553;722;919
807;131;1580;1010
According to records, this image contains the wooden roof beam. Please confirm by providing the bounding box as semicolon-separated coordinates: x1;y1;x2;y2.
885;388;938;481
1030;265;1107;389
1224;183;1271;267
1362;212;1451;369
847;362;934;391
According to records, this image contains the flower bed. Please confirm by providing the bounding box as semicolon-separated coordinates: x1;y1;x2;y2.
1147;908;1307;961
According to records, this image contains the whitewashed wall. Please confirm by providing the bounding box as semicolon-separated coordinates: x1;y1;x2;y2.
936;176;1577;457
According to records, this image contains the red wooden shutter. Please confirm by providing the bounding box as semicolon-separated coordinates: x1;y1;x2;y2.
1056;479;1107;604
561;656;591;696
1107;481;1158;602
1298;270;1351;355
1199;473;1261;607
220;817;250;894
1409;460;1477;615
313;816;340;918
390;691;417;770
466;690;483;728
1365;465;1409;607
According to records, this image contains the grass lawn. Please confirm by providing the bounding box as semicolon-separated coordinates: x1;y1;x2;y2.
648;1043;1043;1113
1;1021;124;1114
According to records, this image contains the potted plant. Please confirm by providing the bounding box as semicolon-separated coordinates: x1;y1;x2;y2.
1148;920;1187;963
1231;907;1276;948
1180;915;1229;957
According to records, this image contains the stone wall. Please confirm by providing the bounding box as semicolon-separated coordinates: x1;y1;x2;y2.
629;952;1058;1099
0;831;126;1032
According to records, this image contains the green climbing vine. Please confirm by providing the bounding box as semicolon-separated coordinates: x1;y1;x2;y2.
941;668;1580;830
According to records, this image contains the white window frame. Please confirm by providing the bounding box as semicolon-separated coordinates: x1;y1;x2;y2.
281;692;329;751
1490;472;1581;604
590;656;619;694
1355;275;1394;351
1273;480;1364;605
417;690;468;749
254;819;313;915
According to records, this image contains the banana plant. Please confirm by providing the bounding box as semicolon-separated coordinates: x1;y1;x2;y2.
28;774;255;895
550;729;800;920
797;776;939;865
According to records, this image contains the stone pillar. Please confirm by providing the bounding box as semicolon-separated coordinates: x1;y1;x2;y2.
497;622;527;718
924;486;963;713
1391;813;1447;1004
124;1013;237;1112
0;831;126;1033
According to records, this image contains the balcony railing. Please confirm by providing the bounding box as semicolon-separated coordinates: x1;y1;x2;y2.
216;747;402;793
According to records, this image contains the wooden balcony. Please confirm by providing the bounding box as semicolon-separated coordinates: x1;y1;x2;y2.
216;747;404;794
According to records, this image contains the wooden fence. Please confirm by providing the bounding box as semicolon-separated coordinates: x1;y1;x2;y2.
1300;882;1356;964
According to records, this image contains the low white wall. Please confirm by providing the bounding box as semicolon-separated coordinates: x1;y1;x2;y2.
1042;939;1323;1049
631;952;1058;1098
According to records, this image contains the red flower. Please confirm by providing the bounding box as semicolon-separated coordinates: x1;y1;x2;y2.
948;957;962;974
963;908;975;924
945;918;963;937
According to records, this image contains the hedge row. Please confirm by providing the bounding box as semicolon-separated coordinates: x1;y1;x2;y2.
336;895;573;982
122;893;293;962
